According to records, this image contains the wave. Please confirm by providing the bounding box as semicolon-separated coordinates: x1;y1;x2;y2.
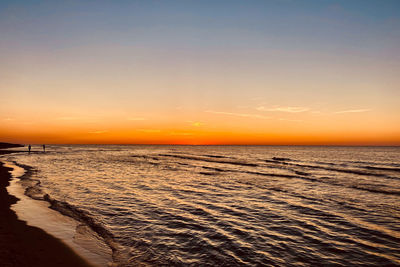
200;163;400;197
42;194;121;254
130;154;400;196
131;155;160;161
130;153;400;197
137;153;392;180
158;154;259;167
202;166;227;172
265;158;398;179
10;162;45;200
248;170;400;196
199;171;218;176
201;154;235;159
362;166;400;173
272;157;292;162
25;180;44;200
345;160;400;168
5;146;400;266
11;161;129;266
348;185;400;196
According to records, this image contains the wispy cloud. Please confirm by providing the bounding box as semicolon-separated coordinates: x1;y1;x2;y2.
206;110;271;120
187;121;203;127
257;106;310;113
56;116;80;120
3;118;14;121
137;129;161;133
128;117;145;121
56;116;98;123
334;109;370;114
279;118;303;122
169;132;193;136
89;130;108;134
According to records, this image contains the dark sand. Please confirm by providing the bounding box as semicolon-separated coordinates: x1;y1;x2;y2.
0;151;93;267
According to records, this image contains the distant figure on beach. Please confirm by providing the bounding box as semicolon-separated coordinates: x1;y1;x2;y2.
43;144;46;152
28;144;31;153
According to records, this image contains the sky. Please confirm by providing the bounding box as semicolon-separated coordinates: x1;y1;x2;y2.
1;0;399;145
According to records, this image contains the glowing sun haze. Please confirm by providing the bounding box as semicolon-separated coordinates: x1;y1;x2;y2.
1;0;399;145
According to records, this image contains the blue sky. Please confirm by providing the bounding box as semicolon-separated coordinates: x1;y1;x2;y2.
1;0;399;144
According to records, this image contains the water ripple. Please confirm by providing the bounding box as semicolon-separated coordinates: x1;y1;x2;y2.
4;145;400;266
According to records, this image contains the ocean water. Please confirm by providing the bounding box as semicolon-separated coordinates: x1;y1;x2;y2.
2;145;400;266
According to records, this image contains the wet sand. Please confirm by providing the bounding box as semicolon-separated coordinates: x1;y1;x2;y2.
0;151;93;267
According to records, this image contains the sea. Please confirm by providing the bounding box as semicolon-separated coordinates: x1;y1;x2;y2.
1;145;400;266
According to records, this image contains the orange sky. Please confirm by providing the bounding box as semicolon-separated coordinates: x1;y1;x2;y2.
1;107;399;145
1;1;399;145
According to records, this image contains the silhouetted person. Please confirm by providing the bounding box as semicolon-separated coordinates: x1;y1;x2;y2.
43;144;45;152
28;144;31;153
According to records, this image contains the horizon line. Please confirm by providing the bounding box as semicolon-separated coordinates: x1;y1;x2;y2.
7;143;400;147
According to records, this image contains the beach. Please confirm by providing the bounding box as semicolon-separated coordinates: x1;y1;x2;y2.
2;145;399;266
0;0;398;265
1;145;399;265
0;151;93;267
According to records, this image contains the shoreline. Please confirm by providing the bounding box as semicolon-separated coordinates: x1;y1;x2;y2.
0;151;94;267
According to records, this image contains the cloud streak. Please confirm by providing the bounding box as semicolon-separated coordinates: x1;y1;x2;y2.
89;130;108;134
206;110;271;120
257;106;310;113
56;116;80;121
334;109;370;114
187;121;203;127
168;132;193;136
137;129;161;133
128;117;146;121
279;118;303;122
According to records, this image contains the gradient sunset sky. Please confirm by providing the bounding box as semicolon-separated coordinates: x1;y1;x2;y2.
1;0;399;145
